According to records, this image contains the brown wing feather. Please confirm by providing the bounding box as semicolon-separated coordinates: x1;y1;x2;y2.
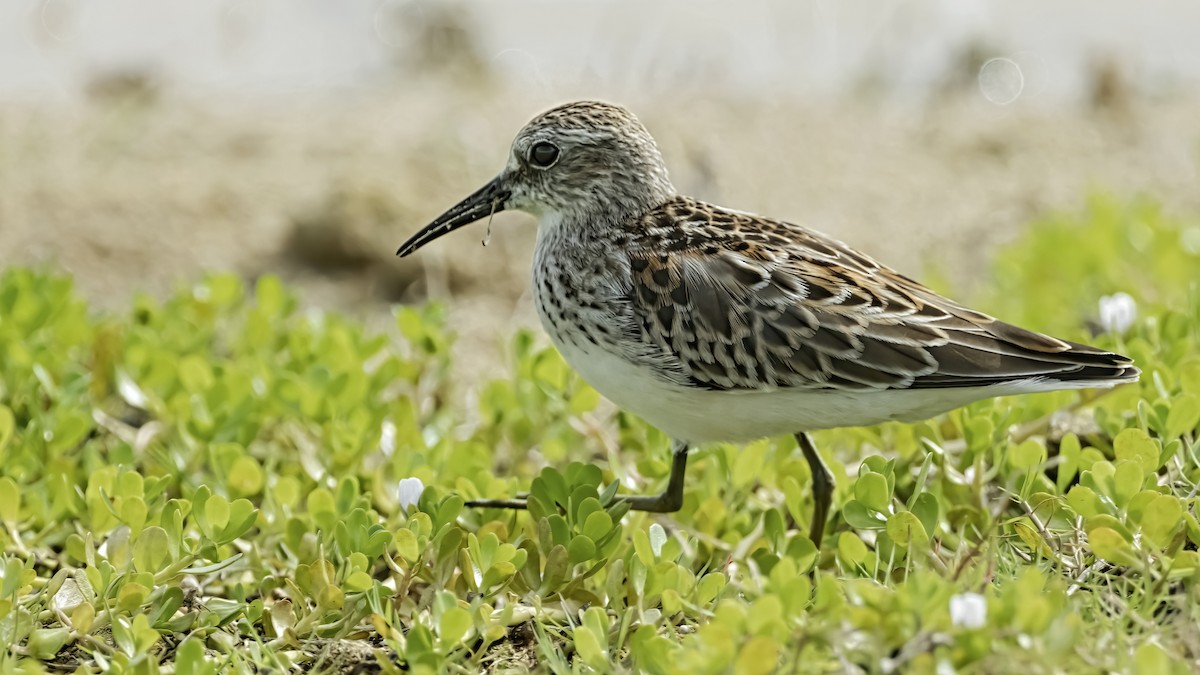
625;197;1138;392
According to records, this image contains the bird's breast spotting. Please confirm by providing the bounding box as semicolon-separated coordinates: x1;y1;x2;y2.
532;231;629;354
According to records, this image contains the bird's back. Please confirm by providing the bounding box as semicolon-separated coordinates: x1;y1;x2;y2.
609;196;1138;395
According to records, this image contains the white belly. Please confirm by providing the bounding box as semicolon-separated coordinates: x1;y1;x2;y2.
552;337;1035;444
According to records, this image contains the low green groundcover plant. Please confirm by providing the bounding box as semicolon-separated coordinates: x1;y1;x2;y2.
0;196;1198;673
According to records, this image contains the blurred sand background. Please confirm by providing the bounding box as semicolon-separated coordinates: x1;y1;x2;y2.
3;0;1200;379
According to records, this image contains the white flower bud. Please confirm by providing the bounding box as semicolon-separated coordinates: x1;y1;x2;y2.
1098;292;1137;334
949;592;987;629
396;477;425;512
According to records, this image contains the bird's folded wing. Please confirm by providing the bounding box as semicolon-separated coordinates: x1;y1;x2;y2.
624;199;1135;392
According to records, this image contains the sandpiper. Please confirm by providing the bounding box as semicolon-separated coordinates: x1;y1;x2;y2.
397;100;1138;544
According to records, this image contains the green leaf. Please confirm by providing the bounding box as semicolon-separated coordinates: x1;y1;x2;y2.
734;636;781;675
1114;428;1160;473
133;526;171;573
0;477;19;524
1135;643;1173;675
1166;393;1200;439
29;627;71;660
697;572;727;604
1171;551;1200;577
178;355;214;393
118;582;150;612
1066;485;1104;518
573;497;603;531
318;584;344;611
533;468;570;512
853;472;890;513
438;606;472;645
963;417;995;452
174;636;214;675
1140;494;1183;549
345;570;374;592
130;613;160;652
218;499;258;543
1;557;24;598
120;497;148;537
784;537;818;575
633;528;655;566
837;532;869;567
911;493;939;537
191;486;213;537
567;535;597;564
540;545;569;592
1056;433;1082;492
573;624;607;668
228;455;265;497
150;587;184;629
202;273;245;307
203;494;230;540
568;386;601;415
886;511;928;548
1085;461;1117;499
481;561;517;589
1012;518;1055;558
71;601;96;634
255;275;289;316
111;615;135;655
1089;527;1140;566
842;500;887;530
1009;439;1046;469
395;528;420;562
631;624;676;674
733;442;769;488
1112;461;1144;507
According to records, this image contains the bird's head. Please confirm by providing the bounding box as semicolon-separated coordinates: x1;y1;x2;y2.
397;100;674;257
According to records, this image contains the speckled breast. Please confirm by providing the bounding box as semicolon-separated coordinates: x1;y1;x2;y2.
531;228;632;356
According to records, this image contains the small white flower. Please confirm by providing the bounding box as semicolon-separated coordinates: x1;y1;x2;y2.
949;592;988;629
396;477;424;512
1098;292;1137;334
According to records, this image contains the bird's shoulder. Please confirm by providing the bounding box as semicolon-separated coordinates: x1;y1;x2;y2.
624;196;884;277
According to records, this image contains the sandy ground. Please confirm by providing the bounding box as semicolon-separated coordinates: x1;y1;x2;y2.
3;81;1199;381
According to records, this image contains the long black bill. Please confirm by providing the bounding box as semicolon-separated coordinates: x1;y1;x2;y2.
396;176;511;257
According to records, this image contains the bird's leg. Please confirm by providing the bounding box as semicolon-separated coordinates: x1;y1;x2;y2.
618;440;689;513
797;432;834;545
465;440;690;513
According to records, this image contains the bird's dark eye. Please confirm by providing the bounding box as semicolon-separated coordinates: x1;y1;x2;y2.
529;141;560;168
